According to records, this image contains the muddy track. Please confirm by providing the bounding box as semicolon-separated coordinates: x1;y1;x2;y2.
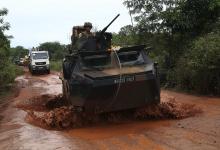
0;71;219;150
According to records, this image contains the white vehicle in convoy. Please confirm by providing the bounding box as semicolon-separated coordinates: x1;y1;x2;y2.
29;51;50;74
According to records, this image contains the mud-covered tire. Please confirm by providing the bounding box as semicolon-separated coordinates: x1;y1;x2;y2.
62;79;71;104
63;62;71;79
31;69;35;75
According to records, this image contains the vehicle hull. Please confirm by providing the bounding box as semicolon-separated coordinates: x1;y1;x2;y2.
64;72;160;113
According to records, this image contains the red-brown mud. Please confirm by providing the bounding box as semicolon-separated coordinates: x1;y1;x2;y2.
16;94;64;111
13;69;202;130
135;99;202;119
26;101;202;130
0;70;219;150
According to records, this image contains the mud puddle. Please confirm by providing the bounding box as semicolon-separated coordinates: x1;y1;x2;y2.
13;72;202;130
16;94;64;111
22;95;202;130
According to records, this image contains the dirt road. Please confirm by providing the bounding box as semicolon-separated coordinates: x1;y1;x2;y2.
0;71;219;150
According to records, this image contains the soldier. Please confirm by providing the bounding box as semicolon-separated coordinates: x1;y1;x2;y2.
76;22;97;51
79;22;93;38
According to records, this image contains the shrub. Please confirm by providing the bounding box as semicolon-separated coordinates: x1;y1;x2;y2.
174;32;220;94
50;61;62;71
0;62;23;88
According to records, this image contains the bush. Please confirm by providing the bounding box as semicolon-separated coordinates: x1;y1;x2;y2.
173;32;220;94
50;61;62;71
0;62;23;88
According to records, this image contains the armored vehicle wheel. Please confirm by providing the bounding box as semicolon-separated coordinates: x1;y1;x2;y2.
62;79;71;104
63;62;72;79
31;70;35;75
47;69;50;74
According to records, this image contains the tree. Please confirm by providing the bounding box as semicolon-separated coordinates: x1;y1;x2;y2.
10;46;29;61
123;0;219;35
0;8;10;60
123;0;220;67
38;42;67;60
0;8;18;88
174;30;220;94
112;25;139;46
122;0;220;94
123;0;175;33
122;1;179;69
0;8;10;67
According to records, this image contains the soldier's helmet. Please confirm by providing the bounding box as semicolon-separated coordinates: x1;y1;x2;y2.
84;22;93;28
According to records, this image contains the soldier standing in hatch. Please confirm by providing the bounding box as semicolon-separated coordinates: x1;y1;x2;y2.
79;22;93;38
76;22;98;50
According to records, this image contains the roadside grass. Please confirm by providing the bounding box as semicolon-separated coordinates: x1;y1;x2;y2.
15;66;24;76
0;64;23;100
50;60;62;71
0;64;23;90
0;89;12;99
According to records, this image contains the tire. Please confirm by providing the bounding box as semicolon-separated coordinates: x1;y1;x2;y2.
63;62;74;79
63;62;69;79
62;79;71;104
47;69;50;74
30;68;34;75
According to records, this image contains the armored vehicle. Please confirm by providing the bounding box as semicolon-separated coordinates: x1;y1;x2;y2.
62;14;160;113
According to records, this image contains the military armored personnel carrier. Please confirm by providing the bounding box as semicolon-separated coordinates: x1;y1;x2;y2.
62;14;160;113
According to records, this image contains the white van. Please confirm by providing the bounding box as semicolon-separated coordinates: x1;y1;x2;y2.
29;51;50;74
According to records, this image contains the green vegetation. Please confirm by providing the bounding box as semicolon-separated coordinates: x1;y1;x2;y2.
0;8;25;93
38;42;68;60
0;8;23;91
174;31;220;94
50;60;62;71
113;0;220;95
37;42;68;72
10;46;29;62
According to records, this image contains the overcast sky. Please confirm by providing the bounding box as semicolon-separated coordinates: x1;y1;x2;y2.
1;0;131;48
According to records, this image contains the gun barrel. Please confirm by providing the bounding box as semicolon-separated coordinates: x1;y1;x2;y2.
101;14;120;33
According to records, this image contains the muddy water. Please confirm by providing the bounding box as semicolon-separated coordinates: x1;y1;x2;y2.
0;71;220;150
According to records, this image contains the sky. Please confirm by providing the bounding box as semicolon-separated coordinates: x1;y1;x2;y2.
1;0;131;48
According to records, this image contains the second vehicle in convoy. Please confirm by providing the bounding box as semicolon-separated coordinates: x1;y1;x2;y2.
29;51;50;74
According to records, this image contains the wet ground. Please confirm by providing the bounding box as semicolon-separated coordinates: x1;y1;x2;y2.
0;71;219;150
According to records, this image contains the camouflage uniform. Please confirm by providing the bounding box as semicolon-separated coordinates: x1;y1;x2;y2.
75;22;96;50
79;22;93;38
79;31;94;38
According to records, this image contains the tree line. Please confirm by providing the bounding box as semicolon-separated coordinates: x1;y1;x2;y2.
0;8;66;89
0;8;23;90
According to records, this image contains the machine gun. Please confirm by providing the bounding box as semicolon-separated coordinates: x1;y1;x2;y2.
96;14;120;45
100;14;120;36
